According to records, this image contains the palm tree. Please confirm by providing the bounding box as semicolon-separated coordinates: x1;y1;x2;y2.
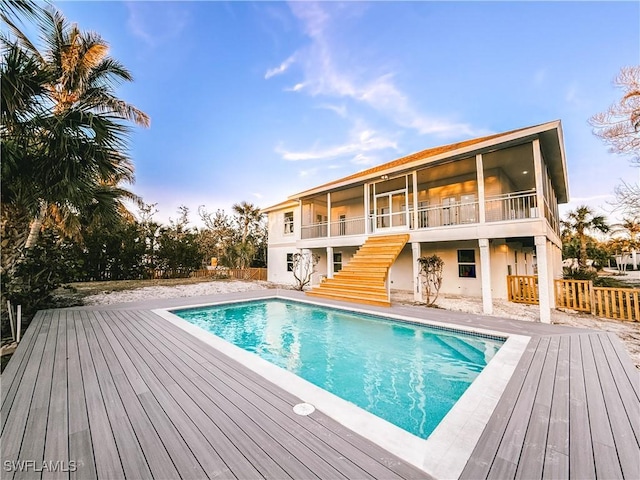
1;7;149;259
232;201;263;244
611;216;640;270
561;205;610;269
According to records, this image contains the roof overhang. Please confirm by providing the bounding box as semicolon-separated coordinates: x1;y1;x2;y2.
288;120;569;204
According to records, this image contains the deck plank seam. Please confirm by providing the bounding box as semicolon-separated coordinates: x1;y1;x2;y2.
75;309;127;479
105;309;241;480
84;310;154;479
588;334;640;477
96;309;206;479
70;310;100;478
13;311;60;480
1;312;46;422
1;311;57;478
88;310;181;479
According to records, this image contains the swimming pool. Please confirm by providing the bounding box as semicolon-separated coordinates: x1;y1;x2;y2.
174;298;504;439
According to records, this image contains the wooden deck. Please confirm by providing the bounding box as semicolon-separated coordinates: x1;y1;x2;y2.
2;292;639;479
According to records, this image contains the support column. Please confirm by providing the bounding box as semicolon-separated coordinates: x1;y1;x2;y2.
412;171;419;230
535;235;551;323
479;238;493;315
326;246;334;279
532;139;545;220
364;183;371;234
327;192;332;238
475;154;486;224
412;242;422;302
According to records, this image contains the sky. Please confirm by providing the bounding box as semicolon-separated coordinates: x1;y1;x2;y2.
41;1;640;225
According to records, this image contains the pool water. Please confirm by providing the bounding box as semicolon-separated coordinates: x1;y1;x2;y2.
175;299;504;439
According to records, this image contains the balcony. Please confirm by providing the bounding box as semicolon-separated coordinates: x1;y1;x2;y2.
485;189;538;222
299;190;540;240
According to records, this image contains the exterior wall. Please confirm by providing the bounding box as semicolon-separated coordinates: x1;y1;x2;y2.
268;207;300;245
330;199;365;222
267;246;296;284
389;245;414;291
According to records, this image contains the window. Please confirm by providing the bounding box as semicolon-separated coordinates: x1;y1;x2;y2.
333;252;342;273
458;249;476;278
286;253;294;272
284;212;294;234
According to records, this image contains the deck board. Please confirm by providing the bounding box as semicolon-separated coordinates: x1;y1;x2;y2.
2;293;639;480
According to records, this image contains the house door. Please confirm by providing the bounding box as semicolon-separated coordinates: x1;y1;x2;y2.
375;189;408;231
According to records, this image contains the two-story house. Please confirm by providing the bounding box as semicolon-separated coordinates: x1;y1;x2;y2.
263;120;568;322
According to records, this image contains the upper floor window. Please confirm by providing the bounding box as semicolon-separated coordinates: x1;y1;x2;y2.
284;211;294;234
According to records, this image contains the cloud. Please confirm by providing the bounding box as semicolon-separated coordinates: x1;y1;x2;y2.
533;68;547;86
125;2;189;47
276;126;398;162
267;2;482;138
285;82;306;92
317;103;347;117
252;192;264;199
299;168;319;178
265;54;296;79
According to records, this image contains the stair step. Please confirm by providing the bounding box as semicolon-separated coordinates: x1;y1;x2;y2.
317;283;387;294
306;234;409;308
306;290;391;307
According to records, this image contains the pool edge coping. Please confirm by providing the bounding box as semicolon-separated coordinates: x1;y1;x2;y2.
152;291;530;479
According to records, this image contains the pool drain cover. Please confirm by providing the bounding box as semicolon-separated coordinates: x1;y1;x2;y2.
293;403;315;416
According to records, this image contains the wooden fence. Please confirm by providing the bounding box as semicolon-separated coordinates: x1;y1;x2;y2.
507;275;539;304
555;279;639;322
507;275;639;321
227;268;268;281
554;279;592;312
186;268;268;281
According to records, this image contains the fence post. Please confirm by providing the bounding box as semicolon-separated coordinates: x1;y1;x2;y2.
589;280;595;315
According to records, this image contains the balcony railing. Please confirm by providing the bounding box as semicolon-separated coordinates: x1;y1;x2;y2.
300;190;541;238
485;190;538;223
301;222;327;239
415;202;479;228
301;217;365;239
330;217;365;236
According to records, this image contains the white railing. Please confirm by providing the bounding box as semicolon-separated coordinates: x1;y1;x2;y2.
485;189;537;223
330;217;365;236
301;222;327;239
415;201;479;228
301;217;366;239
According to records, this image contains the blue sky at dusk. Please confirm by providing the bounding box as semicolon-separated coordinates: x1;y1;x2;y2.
52;1;639;225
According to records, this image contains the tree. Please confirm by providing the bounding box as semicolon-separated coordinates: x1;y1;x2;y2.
417;255;444;307
156;207;201;277
232;201;263;244
291;252;319;291
590;66;640;163
231;201;264;268
611;216;640;270
1;7;149;261
561;205;610;270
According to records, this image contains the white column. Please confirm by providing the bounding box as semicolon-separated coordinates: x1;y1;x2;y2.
327;192;332;238
475;154;486;224
535;235;551;323
326;246;334;279
412;171;419;230
479;238;493;315
364;183;370;234
412;242;422;302
532;139;545;220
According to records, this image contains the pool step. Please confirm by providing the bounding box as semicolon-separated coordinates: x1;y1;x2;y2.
306;234;409;307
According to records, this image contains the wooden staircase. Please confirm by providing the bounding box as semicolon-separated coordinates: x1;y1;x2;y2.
306;234;410;307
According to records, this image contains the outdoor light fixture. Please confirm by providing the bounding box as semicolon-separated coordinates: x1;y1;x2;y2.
522;170;528;174
381;175;389;180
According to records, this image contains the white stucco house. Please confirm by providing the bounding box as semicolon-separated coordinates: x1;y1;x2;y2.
263;120;568;322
